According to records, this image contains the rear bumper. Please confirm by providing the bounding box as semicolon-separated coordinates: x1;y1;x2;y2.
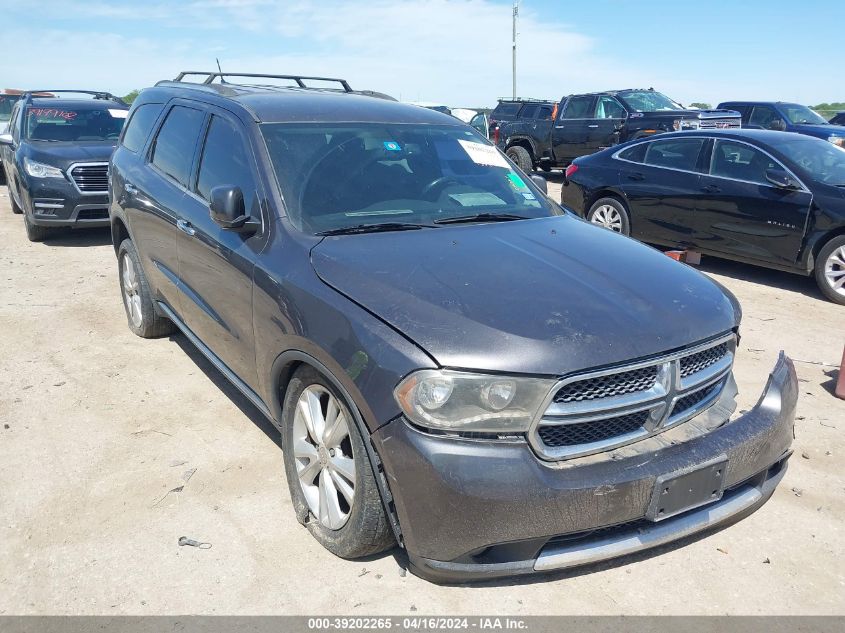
373;353;797;584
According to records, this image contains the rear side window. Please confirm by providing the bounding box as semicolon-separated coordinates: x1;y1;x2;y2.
617;142;647;163
562;96;594;119
196;115;257;213
151;105;205;187
536;105;553;119
643;138;706;171
493;102;520;117
121;103;163;153
520;104;538;119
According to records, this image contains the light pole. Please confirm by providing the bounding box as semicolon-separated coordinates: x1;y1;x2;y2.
512;0;519;100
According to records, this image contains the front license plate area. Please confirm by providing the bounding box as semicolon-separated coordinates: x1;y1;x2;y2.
647;456;728;522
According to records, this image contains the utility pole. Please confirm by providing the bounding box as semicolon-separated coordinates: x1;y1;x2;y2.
512;0;519;99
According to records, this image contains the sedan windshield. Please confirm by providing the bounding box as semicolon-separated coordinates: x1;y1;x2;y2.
768;135;845;185
261;123;559;234
25;106;127;142
780;104;828;126
618;91;682;112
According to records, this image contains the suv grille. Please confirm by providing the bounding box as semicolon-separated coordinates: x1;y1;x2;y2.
531;336;735;460
69;163;109;193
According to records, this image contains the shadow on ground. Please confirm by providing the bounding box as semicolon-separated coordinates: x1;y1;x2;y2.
40;227;113;248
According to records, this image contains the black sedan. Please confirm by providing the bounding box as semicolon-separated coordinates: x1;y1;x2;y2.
561;129;845;304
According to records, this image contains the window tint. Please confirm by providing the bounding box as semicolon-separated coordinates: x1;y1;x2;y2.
618;142;647;163
122;103;163;153
151;105;205;186
196;115;256;213
562;96;594;119
520;104;538;119
748;106;780;129
710;140;779;185
536;105;553;119
595;96;625;119
643;138;705;171
493;102;520;117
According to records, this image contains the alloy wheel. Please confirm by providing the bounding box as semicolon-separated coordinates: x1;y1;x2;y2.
293;385;356;530
590;205;623;232
824;245;845;298
121;254;143;328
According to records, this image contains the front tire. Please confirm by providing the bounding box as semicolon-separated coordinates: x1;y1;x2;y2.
24;213;53;242
117;239;176;337
587;197;631;235
282;365;394;559
506;145;533;173
815;236;845;305
10;192;23;215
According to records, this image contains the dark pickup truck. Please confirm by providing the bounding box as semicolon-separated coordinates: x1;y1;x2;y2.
498;88;741;172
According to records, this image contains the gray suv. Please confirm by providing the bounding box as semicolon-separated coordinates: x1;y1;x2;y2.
109;72;797;583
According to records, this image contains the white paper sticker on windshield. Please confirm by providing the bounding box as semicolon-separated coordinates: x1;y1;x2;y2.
448;192;507;207
108;109;129;118
458;140;509;168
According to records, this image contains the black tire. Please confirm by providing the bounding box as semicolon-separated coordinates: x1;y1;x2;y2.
10;191;23;215
814;235;845;305
282;365;394;559
23;213;54;242
540;163;552;173
117;239;176;338
506;145;533;173
587;196;631;236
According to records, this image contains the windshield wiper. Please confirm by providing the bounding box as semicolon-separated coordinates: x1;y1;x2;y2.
434;212;530;225
316;222;437;236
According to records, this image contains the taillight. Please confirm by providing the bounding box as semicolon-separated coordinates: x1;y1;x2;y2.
565;163;579;180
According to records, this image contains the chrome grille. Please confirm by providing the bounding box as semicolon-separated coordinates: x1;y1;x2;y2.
698;119;741;129
531;334;736;460
69;163;109;193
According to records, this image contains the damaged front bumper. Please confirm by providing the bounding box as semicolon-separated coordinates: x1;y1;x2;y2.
373;353;798;584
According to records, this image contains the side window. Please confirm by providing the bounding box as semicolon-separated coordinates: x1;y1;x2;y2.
617;142;647;163
122;103;163;153
520;104;538;119
469;113;487;134
643;138;706;172
536;105;553;119
151;105;205;187
748;106;780;129
562;96;594;119
196;115;257;214
710;140;779;186
595;97;625;119
10;103;21;142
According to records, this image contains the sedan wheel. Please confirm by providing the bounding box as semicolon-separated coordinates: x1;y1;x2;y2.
590;204;624;232
293;385;356;530
823;245;845;299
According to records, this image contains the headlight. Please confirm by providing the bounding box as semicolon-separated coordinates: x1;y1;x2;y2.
394;369;556;433
828;136;845;148
24;157;64;179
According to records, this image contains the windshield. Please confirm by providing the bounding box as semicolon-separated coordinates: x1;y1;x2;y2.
618;91;682;112
0;95;21;123
780;104;828;126
25;106;127;141
769;135;845;185
261;123;559;235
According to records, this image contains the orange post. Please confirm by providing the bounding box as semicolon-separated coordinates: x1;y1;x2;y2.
837;345;845;400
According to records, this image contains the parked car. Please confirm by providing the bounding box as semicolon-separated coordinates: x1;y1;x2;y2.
561;129;845;304
830;112;845;126
718;101;845;148
499;89;741;172
0;90;129;241
488;98;556;142
110;71;796;583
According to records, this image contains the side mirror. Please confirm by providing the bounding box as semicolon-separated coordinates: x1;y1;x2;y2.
530;174;548;195
768;119;787;131
209;185;260;233
0;133;13;146
765;169;799;190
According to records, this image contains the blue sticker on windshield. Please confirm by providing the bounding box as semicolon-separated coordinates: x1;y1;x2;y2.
384;141;401;151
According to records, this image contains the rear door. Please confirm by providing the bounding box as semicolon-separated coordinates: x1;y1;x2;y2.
695;138;811;266
551;95;596;163
176;108;267;390
616;136;709;245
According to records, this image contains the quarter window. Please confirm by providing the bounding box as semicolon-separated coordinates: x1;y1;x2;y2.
643;138;706;171
536;105;553;119
617;142;647;163
122;103;163;153
151;105;205;187
710;140;779;186
520;104;538;119
196;115;257;214
562;96;594;119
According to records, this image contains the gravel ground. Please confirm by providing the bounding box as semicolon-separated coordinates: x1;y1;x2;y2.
0;183;843;615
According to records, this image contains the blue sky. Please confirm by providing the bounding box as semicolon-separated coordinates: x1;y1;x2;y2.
0;0;837;108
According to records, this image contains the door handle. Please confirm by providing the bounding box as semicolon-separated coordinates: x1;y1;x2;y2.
627;172;645;181
587;124;599;129
701;184;721;193
177;219;196;236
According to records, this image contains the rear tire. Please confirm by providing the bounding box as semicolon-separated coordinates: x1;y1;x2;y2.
282;365;394;559
587;197;631;236
814;236;845;305
24;213;53;242
506;145;533;173
117;239;176;338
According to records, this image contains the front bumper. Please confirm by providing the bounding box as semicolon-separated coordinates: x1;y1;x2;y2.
373;353;797;583
22;177;110;228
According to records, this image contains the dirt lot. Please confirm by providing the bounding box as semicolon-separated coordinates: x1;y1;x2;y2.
0;182;843;616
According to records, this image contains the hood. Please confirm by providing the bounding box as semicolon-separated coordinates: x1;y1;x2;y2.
27;140;117;169
792;123;842;139
311;216;739;376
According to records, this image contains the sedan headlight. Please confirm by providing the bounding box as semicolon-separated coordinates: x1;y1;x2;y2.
24;157;64;179
394;369;556;433
828;135;845;148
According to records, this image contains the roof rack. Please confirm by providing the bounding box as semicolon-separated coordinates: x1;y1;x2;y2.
22;90;127;105
171;72;353;93
496;97;555;104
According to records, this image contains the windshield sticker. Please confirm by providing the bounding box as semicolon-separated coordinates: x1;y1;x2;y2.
506;172;528;189
383;141;401;151
458;139;509;168
448;192;507;207
520;191;537;200
108;109;129;119
28;108;77;120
